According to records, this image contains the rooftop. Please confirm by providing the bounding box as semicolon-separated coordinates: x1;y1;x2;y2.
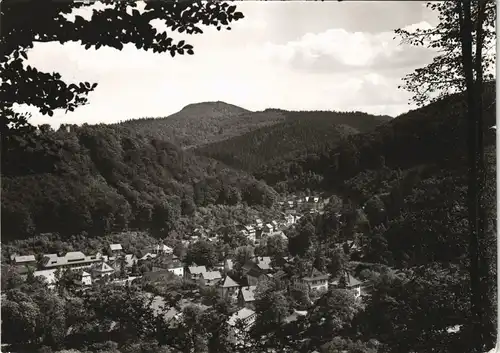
303;268;330;282
14;255;36;263
222;276;240;288
228;308;256;326
188;265;207;275
240;286;257;302
202;271;222;281
93;262;114;273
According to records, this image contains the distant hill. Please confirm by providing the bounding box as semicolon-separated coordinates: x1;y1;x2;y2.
255;82;496;194
1;123;278;241
117;101;288;148
195;110;391;172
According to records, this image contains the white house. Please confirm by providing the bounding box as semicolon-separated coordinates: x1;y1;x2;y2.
41;252;102;270
139;253;158;261
201;271;222;286
13;255;37;267
92;262;115;278
155;244;173;255
228;308;257;340
186;265;207;280
74;271;92;286
109;244;123;254
301;268;329;292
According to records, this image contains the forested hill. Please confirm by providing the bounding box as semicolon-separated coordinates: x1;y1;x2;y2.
1;124;278;241
116;101;288;148
195;110;391;172
255;82;496;194
117;102;391;150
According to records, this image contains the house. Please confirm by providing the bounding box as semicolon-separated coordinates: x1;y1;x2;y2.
167;260;185;278
139;253;157;261
301;268;329;292
224;259;234;273
271;220;279;230
242;225;256;243
109;244;123;254
13;255;37;267
33;269;58;289
285;214;296;226
74;271;92;286
92;262;115;278
331;271;365;298
152;254;184;277
41;252;102;270
201;271;222;286
124;254;138;268
238;286;257;309
228;307;256;331
254;256;272;272
185;265;207;280
284;310;308;324
255;219;264;229
263;223;274;234
155;244;173;255
220;276;240;299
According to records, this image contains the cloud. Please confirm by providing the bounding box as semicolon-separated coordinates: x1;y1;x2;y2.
15;2;439;128
261;23;436;76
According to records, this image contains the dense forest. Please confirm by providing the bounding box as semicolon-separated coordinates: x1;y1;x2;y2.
117;102;391;151
195;110;390;172
254;82;496;194
116;102;288;149
1;124;278;241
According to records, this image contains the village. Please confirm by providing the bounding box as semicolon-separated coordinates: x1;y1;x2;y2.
6;194;370;344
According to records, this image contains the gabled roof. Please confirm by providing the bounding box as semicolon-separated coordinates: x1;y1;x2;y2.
303;268;329;282
124;254;137;266
140;253;157;260
110;244;122;251
188;265;207;275
156;244;173;252
228;308;256;326
41;252;101;268
246;267;265;279
346;273;363;287
240;286;257;302
93;262;114;273
222;276;240;288
202;271;222;281
255;257;272;271
65;251;86;261
14;255;36;263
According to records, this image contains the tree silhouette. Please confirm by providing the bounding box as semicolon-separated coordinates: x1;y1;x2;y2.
395;2;496;351
1;0;244;133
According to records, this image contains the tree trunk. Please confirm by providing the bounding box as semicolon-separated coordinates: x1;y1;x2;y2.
474;0;496;349
458;0;482;352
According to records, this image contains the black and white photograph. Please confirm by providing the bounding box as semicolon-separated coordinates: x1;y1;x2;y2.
1;0;497;353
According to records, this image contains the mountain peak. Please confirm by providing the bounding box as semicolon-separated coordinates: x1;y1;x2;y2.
179;101;250;116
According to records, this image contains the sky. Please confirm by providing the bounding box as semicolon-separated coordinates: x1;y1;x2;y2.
20;1;440;128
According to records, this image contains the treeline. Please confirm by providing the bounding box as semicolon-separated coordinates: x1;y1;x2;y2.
195;118;359;172
1;124;278;241
255;82;496;193
195;110;391;173
116;102;286;148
